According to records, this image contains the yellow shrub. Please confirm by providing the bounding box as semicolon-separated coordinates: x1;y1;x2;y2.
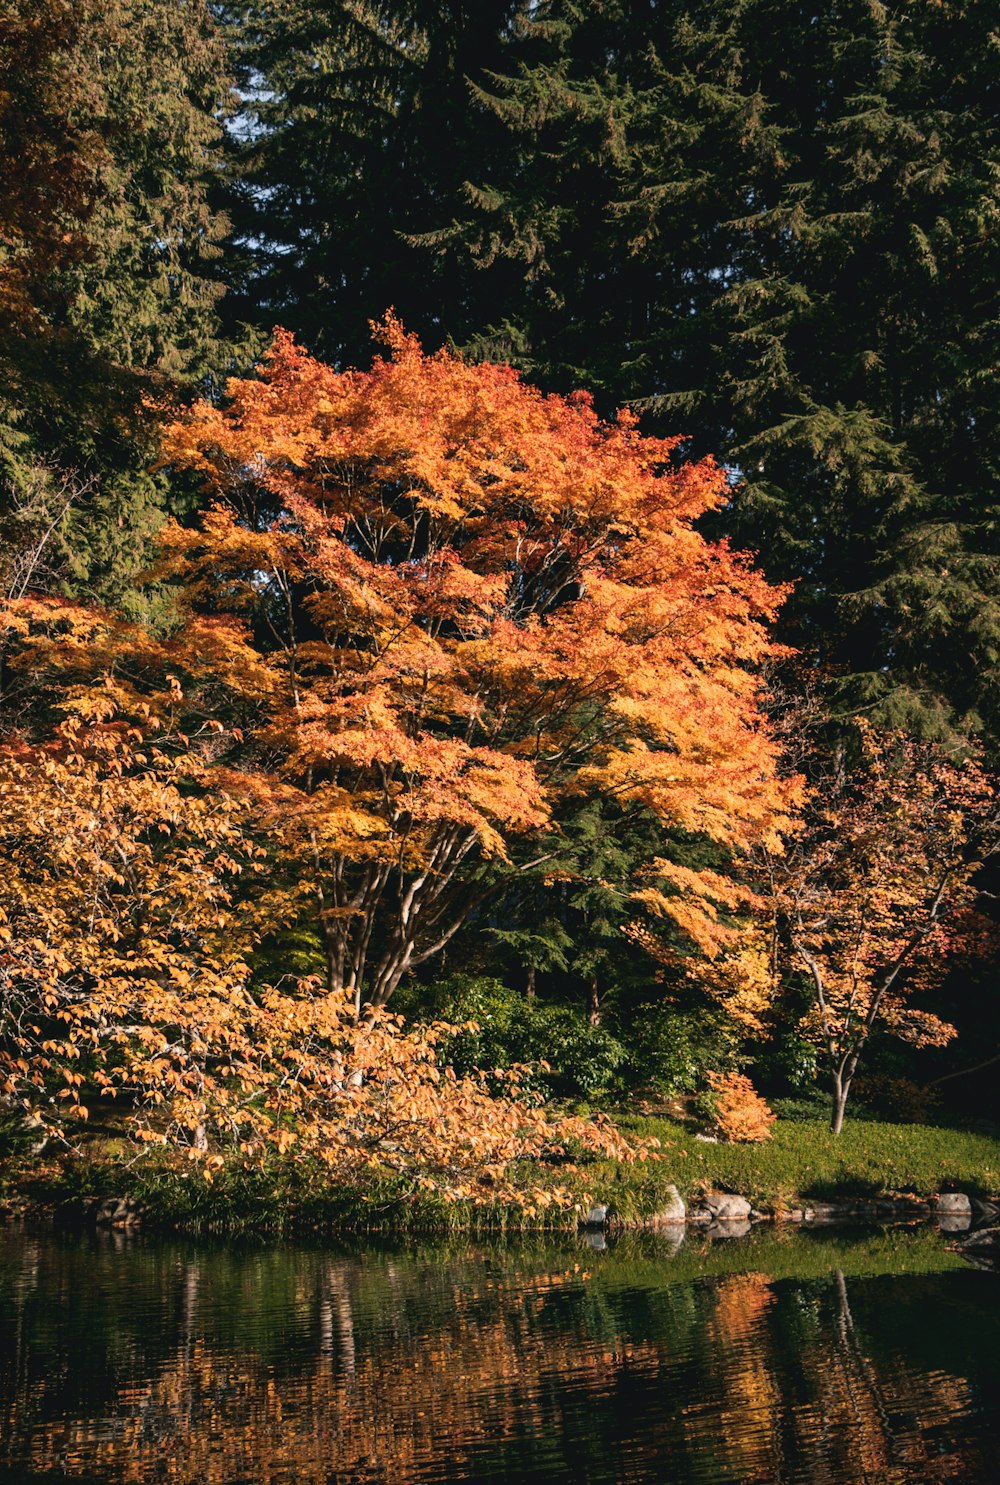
706;1071;776;1143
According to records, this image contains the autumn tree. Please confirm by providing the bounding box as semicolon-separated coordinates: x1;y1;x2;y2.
148;319;793;1011
759;722;1000;1134
0;645;643;1197
0;320;792;1018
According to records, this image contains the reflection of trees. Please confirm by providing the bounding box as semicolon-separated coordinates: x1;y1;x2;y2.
4;1250;666;1484
0;1240;989;1485
789;1269;977;1484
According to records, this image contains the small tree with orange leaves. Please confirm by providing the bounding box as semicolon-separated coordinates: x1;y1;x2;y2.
144;318;790;1007
759;722;1000;1133
706;1071;776;1143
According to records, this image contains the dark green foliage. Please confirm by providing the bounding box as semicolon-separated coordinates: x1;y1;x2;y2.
425;0;1000;747
420;975;628;1099
0;0;235;607
222;0;530;366
413;974;748;1102
624;1005;744;1098
483;799;667;1025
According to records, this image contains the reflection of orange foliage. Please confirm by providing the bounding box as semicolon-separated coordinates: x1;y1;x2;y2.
707;1071;776;1142
694;1273;781;1480
11;1258;661;1485
2;1251;984;1485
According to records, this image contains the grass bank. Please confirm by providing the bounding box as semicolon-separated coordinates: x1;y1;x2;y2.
591;1114;1000;1221
4;1116;998;1234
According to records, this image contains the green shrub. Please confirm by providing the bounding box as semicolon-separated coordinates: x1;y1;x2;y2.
422;975;627;1099
621;1005;743;1096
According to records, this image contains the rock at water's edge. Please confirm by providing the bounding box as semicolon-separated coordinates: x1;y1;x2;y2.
580;1204;608;1228
933;1192;972;1216
700;1193;752;1222
648;1186;686;1226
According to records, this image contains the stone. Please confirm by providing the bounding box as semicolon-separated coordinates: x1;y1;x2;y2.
704;1219;752;1240
937;1213;972;1234
702;1193;751;1222
580;1204;608;1228
648;1186;685;1226
933;1192;972;1216
93;1197;144;1228
693;1133;719;1143
580;1229;607;1251
95;1199;119;1226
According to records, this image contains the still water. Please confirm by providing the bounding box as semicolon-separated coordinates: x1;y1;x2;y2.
0;1224;996;1484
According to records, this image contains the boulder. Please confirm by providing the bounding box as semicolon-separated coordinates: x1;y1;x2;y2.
649;1186;686;1226
701;1193;751;1222
94;1197;144;1228
580;1203;608;1228
94;1199;120;1226
933;1192;972;1216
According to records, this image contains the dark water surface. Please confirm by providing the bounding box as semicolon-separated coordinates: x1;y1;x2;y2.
0;1224;995;1484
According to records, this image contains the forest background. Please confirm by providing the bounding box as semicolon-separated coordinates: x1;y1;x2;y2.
2;0;999;1191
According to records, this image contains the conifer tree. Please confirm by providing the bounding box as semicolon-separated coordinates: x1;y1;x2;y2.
224;0;529;365
0;0;234;608
426;1;1000;747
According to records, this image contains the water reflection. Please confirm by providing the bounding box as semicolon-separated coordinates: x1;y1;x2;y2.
0;1227;995;1484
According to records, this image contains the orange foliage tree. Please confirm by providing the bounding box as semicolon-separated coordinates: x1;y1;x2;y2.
0;694;642;1197
148;318;791;1009
758;721;1000;1133
706;1071;776;1143
2;320;793;1022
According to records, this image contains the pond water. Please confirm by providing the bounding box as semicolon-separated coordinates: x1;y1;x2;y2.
0;1224;995;1484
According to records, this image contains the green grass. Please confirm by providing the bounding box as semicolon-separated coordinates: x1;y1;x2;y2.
590;1114;1000;1217
8;1115;998;1234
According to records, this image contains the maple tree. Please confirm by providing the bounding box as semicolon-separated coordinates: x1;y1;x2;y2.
147;318;793;1011
758;721;1000;1134
0;673;643;1199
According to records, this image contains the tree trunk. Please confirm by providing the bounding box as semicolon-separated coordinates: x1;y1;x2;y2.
587;977;600;1028
830;1076;850;1135
525;964;536;1001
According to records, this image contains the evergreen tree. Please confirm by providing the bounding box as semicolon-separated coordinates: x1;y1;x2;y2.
0;0;235;608
224;0;530;365
427;0;1000;746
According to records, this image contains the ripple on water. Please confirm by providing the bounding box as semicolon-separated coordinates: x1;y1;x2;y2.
0;1228;995;1485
